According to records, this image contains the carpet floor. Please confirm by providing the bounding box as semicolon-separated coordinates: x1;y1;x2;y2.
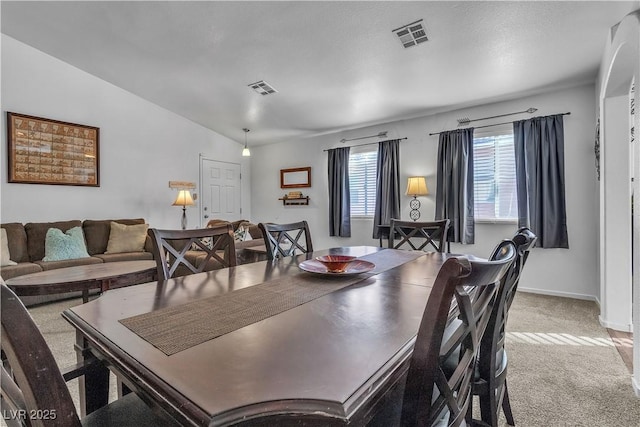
503;292;639;426
7;291;640;426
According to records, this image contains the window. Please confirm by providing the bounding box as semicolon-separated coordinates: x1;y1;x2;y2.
473;132;518;221
349;147;377;217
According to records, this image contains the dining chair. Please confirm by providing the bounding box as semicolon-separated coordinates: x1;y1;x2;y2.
258;221;314;260
471;227;537;427
0;282;179;427
399;242;516;427
388;219;450;252
148;224;236;280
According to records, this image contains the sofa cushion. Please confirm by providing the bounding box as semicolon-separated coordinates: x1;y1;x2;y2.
83;218;148;255
106;222;149;254
1;223;30;263
1;229;17;267
0;262;42;280
42;226;91;262
35;256;103;271
25;220;82;262
94;252;154;263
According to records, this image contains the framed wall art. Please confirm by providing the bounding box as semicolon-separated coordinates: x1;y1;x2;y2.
7;112;99;186
280;167;311;188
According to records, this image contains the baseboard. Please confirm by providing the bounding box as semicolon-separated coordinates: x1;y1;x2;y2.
598;315;634;332
517;287;597;302
633;376;640;397
516;288;634;331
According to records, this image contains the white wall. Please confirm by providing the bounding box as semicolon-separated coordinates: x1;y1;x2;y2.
601;95;633;331
250;84;599;300
0;36;251;228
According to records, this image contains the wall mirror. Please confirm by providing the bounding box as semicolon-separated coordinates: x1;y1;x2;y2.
280;167;311;188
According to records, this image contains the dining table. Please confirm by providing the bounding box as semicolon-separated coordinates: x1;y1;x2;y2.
62;246;454;426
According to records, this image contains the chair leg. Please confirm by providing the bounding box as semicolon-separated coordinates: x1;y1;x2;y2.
502;380;515;426
478;382;499;427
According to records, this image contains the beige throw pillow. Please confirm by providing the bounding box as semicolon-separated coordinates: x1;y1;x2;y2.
1;228;17;267
105;222;148;254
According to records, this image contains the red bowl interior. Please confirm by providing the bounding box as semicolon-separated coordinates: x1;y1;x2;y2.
315;255;357;272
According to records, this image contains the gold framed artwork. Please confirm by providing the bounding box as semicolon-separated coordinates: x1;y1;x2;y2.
280;167;311;188
7;112;99;186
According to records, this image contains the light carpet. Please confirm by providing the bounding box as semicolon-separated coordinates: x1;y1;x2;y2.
503;292;638;426
13;291;640;426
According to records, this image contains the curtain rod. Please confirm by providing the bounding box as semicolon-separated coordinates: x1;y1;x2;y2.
340;131;388;143
428;112;571;136
324;137;408;152
456;107;537;126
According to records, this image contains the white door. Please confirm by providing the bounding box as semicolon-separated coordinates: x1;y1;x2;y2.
200;158;242;226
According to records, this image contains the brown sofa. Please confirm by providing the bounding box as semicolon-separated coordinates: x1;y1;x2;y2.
1;218;154;305
1;218;154;281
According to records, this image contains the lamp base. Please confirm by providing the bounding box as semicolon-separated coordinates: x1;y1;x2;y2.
181;207;187;230
409;197;421;221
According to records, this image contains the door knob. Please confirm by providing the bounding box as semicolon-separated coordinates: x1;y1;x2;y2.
204;215;209;218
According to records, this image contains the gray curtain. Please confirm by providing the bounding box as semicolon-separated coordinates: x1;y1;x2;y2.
328;147;351;237
435;128;475;244
373;140;401;239
514;115;568;248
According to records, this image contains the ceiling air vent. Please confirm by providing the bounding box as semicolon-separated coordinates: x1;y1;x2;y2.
392;19;428;48
248;80;277;96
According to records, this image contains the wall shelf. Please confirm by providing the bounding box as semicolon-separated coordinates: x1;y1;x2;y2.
278;196;310;206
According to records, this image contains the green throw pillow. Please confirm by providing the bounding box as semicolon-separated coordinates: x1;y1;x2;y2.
42;226;90;262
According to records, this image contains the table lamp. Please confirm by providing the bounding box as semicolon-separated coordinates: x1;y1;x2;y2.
173;190;195;229
406;176;428;220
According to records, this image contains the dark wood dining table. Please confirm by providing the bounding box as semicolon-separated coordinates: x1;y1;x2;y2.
62;246;454;426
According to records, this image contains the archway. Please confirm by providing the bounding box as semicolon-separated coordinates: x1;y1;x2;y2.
598;11;639;395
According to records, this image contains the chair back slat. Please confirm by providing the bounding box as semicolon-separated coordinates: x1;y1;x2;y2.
148;225;237;280
401;242;516;427
1;282;82;427
389;219;450;252
258;221;313;260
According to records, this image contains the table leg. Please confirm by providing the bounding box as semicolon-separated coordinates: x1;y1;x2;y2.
100;278;112;293
74;330;109;416
82;289;89;303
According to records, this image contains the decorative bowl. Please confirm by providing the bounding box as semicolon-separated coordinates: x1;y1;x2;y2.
314;255;357;273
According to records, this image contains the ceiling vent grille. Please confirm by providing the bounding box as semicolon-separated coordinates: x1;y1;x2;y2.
248;80;277;95
392;19;428;48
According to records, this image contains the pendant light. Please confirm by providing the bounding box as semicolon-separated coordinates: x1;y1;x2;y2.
242;128;251;157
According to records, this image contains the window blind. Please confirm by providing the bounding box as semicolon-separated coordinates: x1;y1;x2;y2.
473;134;518;221
349;149;378;217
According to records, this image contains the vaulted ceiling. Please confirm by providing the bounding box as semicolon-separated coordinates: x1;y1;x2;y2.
2;1;638;146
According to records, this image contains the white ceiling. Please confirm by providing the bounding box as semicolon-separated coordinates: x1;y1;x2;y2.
2;1;638;146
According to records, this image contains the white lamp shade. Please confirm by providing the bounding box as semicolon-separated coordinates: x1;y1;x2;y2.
172;190;195;207
242;147;251;157
406;176;429;196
